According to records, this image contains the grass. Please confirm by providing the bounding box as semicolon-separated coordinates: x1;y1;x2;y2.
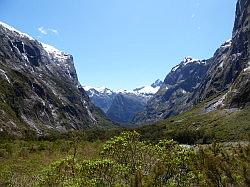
139;98;250;144
0;139;103;186
0;132;249;186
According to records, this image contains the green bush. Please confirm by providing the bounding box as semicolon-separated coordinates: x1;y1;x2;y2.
39;131;198;186
1;132;249;186
39;156;129;186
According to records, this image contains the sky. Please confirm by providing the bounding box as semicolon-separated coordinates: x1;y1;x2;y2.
0;0;236;90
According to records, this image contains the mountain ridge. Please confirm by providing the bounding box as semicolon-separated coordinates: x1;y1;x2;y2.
133;0;250;124
0;21;114;137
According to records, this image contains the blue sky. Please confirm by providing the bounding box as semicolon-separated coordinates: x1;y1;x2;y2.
0;0;236;90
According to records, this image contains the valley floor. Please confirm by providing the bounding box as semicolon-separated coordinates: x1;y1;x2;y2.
0;131;249;186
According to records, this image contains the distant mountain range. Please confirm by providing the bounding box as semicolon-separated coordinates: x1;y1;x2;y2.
83;79;163;124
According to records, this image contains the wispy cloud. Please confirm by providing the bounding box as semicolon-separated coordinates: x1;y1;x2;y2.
48;28;58;34
38;27;59;35
191;14;195;19
38;27;47;35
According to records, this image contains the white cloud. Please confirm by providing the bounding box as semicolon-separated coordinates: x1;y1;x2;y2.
38;27;59;35
48;28;58;34
38;27;47;35
191;14;195;19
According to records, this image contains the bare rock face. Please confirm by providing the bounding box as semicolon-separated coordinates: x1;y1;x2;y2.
193;0;249;106
133;57;210;124
133;0;250;125
224;0;250;108
0;22;112;137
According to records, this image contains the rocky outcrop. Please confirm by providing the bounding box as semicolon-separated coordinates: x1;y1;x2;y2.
134;0;250;124
0;22;113;137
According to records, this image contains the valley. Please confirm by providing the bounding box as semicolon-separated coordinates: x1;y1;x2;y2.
0;0;249;186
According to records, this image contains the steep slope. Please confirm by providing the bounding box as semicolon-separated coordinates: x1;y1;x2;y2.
192;0;250;107
133;57;210;124
134;0;250;125
223;0;250;108
0;22;113;137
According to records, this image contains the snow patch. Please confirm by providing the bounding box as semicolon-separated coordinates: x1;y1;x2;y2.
171;56;205;72
182;56;199;65
243;61;250;72
171;64;180;72
181;89;187;94
41;43;71;63
219;61;224;68
0;69;10;83
83;86;114;95
221;39;232;48
0;21;34;40
133;85;160;94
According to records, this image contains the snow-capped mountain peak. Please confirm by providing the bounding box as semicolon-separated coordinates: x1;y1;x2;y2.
0;21;34;40
84;79;162;97
84;80;162;117
0;21;71;64
151;79;163;88
83;86;113;95
41;43;71;62
133;86;160;94
182;56;199;65
171;56;206;72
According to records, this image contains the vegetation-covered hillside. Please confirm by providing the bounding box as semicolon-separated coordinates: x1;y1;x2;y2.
139;96;250;144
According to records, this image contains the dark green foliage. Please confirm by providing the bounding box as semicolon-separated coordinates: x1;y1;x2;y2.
32;132;250;186
139;102;250;143
172;128;214;145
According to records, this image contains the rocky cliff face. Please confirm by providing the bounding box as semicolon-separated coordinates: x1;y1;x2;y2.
133;57;210;124
224;0;250;107
0;22;113;137
191;0;249;109
134;0;250;124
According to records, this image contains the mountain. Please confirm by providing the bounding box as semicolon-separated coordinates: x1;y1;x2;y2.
84;79;162;124
83;86;116;113
106;93;147;124
133;0;250;125
0;21;113;137
133;57;210;124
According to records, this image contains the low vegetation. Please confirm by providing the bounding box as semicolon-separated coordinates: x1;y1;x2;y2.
139;103;250;144
0;131;249;186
